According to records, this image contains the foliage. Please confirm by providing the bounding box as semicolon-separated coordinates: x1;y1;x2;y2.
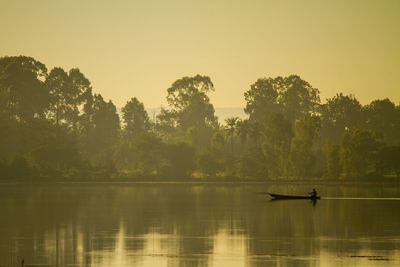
122;97;150;138
0;56;49;121
158;75;217;149
244;75;320;123
320;93;363;144
289;115;321;178
340;129;382;178
0;55;398;181
162;142;196;178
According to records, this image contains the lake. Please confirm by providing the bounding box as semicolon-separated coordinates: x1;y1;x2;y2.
0;183;399;266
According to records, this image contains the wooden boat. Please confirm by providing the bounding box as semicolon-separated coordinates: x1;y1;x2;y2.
268;193;320;200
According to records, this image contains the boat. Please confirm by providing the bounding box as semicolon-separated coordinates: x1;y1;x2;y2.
268;193;320;200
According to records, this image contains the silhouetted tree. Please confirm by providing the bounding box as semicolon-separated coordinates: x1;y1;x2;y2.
158;75;217;149
0;56;49;121
225;116;239;153
340;129;382;178
244;75;320;123
320;93;363;144
122;97;150;138
244;78;281;122
261;113;293;178
364;98;400;144
46;67;72;125
280;75;320;122
290;114;321;177
80;94;120;168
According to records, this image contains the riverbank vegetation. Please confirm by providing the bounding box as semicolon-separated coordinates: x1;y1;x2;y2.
1;56;399;181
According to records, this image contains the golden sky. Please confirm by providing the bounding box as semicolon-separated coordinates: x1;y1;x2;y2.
1;0;399;108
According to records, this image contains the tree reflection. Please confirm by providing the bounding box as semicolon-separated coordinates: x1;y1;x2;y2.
0;184;399;266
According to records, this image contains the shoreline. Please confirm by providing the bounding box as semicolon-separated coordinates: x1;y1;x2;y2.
0;178;399;186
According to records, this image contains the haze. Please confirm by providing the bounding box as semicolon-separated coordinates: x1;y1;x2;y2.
1;0;399;108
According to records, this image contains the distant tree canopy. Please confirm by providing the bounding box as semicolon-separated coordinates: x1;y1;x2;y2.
157;75;217;149
122;97;150;138
0;55;399;181
244;75;320;123
0;56;48;121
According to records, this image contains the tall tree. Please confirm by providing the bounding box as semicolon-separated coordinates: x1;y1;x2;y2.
159;75;217;148
320;93;363;144
290;114;321;177
46;67;91;129
0;56;49;121
364;98;400;144
225;116;239;153
261;113;293;178
244;78;281;122
280;75;320;122
80;94;120;167
121;97;150;138
244;75;320;123
46;67;71;125
68;68;92;129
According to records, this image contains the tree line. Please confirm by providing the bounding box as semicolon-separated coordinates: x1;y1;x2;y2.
0;56;399;180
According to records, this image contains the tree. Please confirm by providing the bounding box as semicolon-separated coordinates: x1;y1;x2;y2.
244;75;320;123
290;115;321;178
0;56;49;121
122;97;150;138
340;129;382;178
244;78;281;122
225;116;239;153
320;93;363;144
163;142;195;178
80;94;120;167
198;150;221;177
115;133;165;176
46;67;92;129
236;119;250;144
324;141;341;179
261;113;293;178
46;67;71;125
30;124;83;178
68;68;92;129
279;75;320;122
376;145;400;178
364;99;400;144
158;75;217;148
237;146;268;179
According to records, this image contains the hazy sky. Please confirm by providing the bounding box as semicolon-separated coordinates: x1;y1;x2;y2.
1;0;399;108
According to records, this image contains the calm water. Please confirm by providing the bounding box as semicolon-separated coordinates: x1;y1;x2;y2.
0;183;399;267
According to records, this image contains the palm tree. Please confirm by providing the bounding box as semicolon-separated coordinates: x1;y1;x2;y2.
225;116;239;153
236;119;250;144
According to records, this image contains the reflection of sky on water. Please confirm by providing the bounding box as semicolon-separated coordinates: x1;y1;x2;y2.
67;222;399;267
1;184;400;266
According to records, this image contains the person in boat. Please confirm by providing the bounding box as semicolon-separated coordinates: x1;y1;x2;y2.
309;188;317;198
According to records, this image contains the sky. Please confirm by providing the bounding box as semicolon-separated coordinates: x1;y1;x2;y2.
1;0;399;108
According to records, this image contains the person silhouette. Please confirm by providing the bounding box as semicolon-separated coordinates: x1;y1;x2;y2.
309;188;317;198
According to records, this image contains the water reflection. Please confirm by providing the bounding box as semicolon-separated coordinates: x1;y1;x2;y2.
0;184;399;266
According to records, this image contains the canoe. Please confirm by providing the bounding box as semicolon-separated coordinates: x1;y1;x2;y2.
269;193;320;200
